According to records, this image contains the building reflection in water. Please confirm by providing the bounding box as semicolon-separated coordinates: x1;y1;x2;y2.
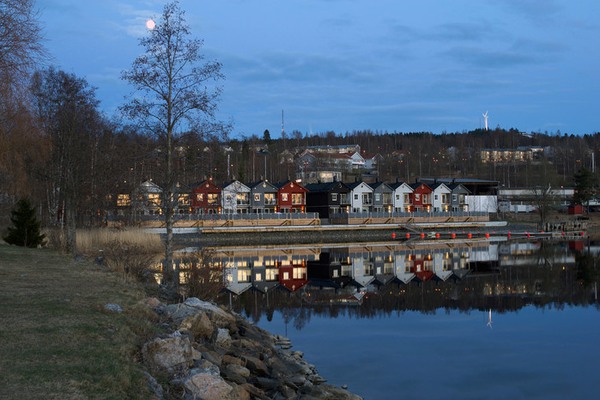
161;238;600;326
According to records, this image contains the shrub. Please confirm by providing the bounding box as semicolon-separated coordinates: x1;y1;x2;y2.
3;198;46;248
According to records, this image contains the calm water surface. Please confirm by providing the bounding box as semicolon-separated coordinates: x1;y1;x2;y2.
257;305;600;400
214;239;600;399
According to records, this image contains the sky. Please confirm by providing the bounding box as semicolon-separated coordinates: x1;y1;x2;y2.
36;0;600;138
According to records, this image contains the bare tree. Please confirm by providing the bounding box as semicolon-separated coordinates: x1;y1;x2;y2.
31;68;104;254
121;1;226;288
0;0;45;96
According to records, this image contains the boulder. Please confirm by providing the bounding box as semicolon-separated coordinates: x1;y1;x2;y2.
181;310;214;340
142;333;193;373
213;328;232;349
183;372;237;400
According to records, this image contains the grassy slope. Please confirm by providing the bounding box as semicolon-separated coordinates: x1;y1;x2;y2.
0;244;154;399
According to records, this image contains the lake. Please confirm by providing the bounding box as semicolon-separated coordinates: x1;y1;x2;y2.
216;238;600;399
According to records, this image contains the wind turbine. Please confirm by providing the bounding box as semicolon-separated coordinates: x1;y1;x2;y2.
482;111;489;131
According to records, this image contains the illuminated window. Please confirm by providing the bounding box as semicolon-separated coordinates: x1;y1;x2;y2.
207;193;218;205
291;193;303;205
117;194;131;207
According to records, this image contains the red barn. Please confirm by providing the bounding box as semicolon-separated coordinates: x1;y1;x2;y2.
191;178;221;214
276;180;308;213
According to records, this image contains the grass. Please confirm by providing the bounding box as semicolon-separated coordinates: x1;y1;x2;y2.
75;228;164;256
0;242;159;399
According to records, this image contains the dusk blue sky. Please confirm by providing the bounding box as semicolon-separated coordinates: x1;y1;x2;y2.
37;0;600;138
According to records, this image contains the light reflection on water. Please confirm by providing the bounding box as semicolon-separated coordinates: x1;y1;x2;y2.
256;305;600;400
214;239;600;400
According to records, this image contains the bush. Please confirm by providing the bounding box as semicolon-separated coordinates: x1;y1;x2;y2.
3;198;46;248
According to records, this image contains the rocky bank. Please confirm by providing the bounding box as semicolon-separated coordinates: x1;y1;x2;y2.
139;297;362;400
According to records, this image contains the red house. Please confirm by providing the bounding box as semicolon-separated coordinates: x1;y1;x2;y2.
278;262;308;292
191;178;221;214
276;180;308;213
409;182;433;212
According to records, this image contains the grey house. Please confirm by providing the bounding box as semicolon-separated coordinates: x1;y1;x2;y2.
249;180;279;213
448;183;471;212
370;181;394;213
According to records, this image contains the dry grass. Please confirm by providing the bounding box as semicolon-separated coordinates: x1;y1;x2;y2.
0;243;159;399
76;228;164;256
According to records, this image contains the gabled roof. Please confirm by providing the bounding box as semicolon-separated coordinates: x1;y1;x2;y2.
410;182;432;191
447;183;471;194
429;182;452;192
390;181;413;191
304;181;349;193
346;181;373;191
370;181;393;191
222;179;250;191
190;178;221;192
275;179;308;192
137;180;163;194
248;180;278;191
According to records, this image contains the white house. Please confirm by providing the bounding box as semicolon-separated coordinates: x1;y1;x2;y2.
346;181;373;213
390;181;413;213
222;180;251;214
430;182;452;212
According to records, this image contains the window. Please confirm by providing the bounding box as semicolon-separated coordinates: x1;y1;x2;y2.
207;193;218;205
404;194;410;203
254;193;261;202
354;194;359;200
266;269;278;281
375;193;381;202
281;193;289;202
148;193;161;206
293;267;305;279
237;192;249;205
265;193;276;205
415;193;420;202
331;193;338;202
196;193;204;202
291;193;303;205
117;194;131;207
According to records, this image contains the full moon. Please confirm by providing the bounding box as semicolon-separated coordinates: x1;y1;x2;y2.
146;19;156;30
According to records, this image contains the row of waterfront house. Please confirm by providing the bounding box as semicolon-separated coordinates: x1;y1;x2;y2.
114;177;498;220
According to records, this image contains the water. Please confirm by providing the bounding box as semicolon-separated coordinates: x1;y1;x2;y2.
215;238;600;399
257;306;600;400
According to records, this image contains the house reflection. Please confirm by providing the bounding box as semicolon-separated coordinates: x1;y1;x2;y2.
156;238;596;322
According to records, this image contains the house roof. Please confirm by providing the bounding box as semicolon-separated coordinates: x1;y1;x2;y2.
248;180;278;191
346;181;372;190
304;181;348;192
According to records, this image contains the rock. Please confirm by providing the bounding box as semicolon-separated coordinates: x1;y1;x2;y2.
240;383;268;400
213;328;232;348
142;333;193;373
253;376;280;391
183;372;237;400
181;310;214;340
143;371;164;400
104;303;122;313
222;363;250;385
222;354;245;367
225;363;251;379
200;349;222;367
243;355;269;377
193;360;220;376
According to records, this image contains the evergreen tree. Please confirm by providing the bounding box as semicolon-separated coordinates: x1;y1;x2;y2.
3;198;46;247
